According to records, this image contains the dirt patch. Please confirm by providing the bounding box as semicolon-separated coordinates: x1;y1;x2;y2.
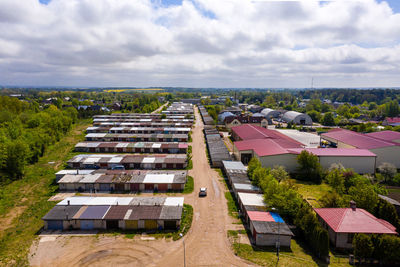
0;205;26;233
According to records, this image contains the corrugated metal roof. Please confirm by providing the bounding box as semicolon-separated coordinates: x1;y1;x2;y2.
42;205;82;220
238;193;265;207
103;206;131;220
366;130;400;142
143;174;175;184
159;206;183;220
252;221;293;236
128;206;162;220
222;161;246;171
78;205;111;219
164;197;184;206
322;129;397;149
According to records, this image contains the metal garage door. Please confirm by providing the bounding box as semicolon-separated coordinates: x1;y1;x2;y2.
125;220;138;229
130;184;140;191
106;220;119;229
157;184;168;191
144;220;157;229
115;184;125;191
164;220;176;230
145;184;154;191
80;220;94;230
172;183;182;191
100;184;110;191
47;220;63;230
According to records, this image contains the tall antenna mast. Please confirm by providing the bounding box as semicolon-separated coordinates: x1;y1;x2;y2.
311;77;314;89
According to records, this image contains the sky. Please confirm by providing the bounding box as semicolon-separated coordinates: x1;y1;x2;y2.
1;0;400;88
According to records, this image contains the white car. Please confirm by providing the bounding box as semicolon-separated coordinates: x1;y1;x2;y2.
199;187;207;197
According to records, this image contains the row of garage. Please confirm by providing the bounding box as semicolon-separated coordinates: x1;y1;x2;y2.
43;197;184;231
222;160;294;247
58;170;187;192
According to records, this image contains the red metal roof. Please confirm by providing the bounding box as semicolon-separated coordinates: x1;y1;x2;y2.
366;131;400;142
314;208;397;234
288;148;376;157
247;211;275;222
234;139;290;156
322;129;397;149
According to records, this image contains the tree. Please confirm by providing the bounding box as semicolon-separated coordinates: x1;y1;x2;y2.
6;140;29;179
353;234;374;262
247;157;262;180
322;112;335;126
270;165;289;182
378;162;397;183
385;100;399;117
348;184;378;212
325;166;345;194
225;97;232;107
297;150;324;184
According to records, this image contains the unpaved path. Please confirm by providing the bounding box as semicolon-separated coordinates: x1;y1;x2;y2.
151;101;169;114
29;107;254;267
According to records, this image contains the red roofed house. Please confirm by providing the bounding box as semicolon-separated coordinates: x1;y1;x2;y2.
321;129;400;168
314;202;397;249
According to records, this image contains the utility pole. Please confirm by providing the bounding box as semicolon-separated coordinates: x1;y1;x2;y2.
180;233;186;267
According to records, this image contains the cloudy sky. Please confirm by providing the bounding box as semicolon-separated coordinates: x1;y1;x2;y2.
0;0;399;88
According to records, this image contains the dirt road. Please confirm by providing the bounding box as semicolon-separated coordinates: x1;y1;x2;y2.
30;106;253;267
151;102;169;114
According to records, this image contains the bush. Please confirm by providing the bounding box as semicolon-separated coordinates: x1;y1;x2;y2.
378;162;397;183
353;234;374;261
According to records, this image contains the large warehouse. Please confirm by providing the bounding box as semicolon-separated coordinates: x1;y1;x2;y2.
42;196;184;231
232;125;377;173
282;111;313;125
321;129;400;168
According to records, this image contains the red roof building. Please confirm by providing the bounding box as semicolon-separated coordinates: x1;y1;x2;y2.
314;203;397;249
321;128;400;168
233;127;377;173
366;130;400;143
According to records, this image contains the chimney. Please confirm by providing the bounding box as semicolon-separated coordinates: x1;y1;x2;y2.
350;200;356;211
67;200;70;206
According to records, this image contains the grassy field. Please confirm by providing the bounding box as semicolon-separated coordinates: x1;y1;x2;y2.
0;120;91;266
104;88;164;93
294;180;334;208
229;231;350;267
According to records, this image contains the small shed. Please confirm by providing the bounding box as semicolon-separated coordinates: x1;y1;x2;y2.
248;211;293;247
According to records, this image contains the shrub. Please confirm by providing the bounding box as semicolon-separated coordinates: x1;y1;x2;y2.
353;234;374;261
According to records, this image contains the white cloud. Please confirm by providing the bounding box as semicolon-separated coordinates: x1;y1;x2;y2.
0;0;399;87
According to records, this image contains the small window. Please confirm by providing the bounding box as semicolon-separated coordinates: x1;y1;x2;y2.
347;233;354;244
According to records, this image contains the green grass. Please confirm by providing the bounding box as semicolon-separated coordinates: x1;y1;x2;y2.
231;236;350;267
182;176;194;194
225;192;239;219
294;180;334;208
0;120;91;266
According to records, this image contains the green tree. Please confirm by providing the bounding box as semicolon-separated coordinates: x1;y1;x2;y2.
297;150;324;183
247;157;262;180
6;140;29;179
322;112;335;126
385;100;399;117
270;165;289;182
